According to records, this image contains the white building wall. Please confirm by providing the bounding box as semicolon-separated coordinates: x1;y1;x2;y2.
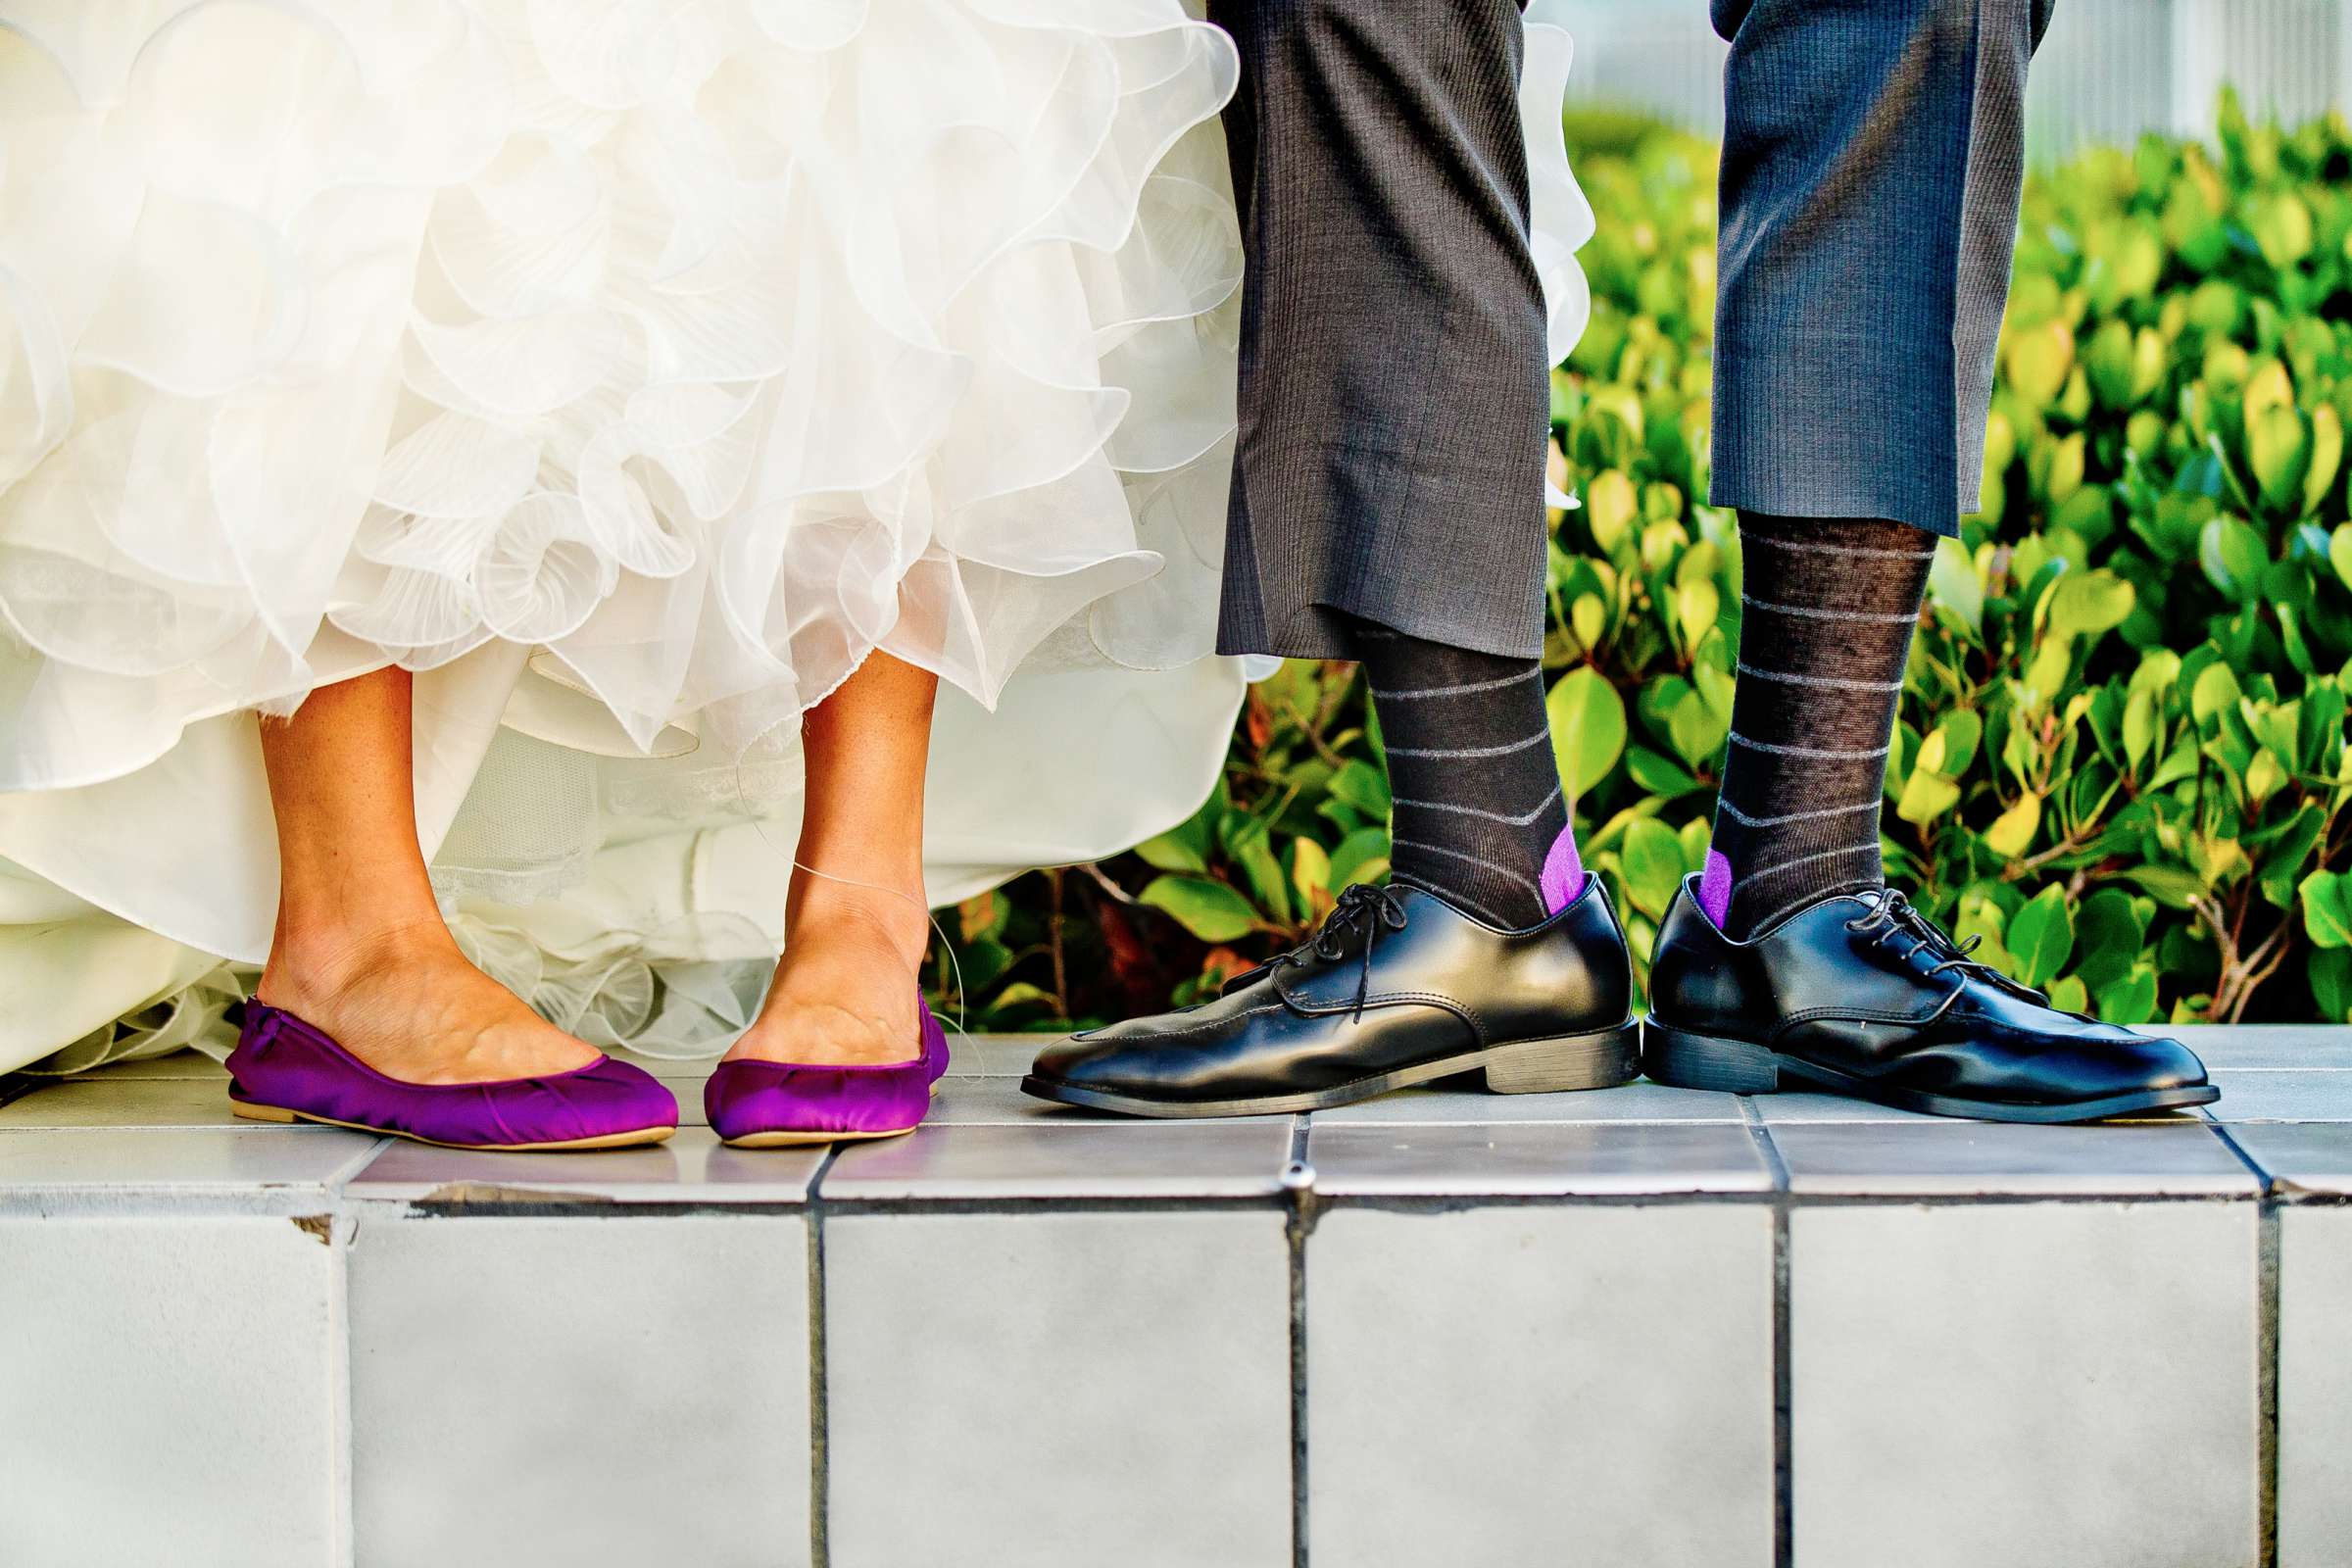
1556;0;2347;159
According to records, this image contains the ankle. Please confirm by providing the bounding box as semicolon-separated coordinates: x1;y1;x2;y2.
788;894;930;975
259;913;456;1012
786;866;930;965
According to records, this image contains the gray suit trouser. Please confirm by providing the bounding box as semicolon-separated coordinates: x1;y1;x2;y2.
1208;0;2049;663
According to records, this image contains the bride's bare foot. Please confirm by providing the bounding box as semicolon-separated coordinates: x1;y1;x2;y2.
255;922;601;1085
727;880;931;1067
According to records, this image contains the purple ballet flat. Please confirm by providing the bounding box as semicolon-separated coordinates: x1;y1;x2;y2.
706;995;952;1148
226;1002;679;1152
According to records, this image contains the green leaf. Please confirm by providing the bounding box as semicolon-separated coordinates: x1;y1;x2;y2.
2146;737;2203;792
1547;666;1628;804
2191;662;2242;729
1936;709;1984;776
1618;816;1685;921
1315;797;1365;835
1983;794;2042;857
1138;876;1261;943
1952;892;2019;976
1665;688;1728;770
2258;806;2326;909
2329;522;2352;592
1232;833;1290;926
2084;318;2136;409
2004;318;2075;407
1133;831;1208;873
1692;656;1737;720
2304;404;2341;514
2072;888;2147;992
1894;765;1962;825
2122;686;2160;770
1326;759;1392;821
1675;577;1719;648
1288;836;1331;909
2300;870;2352;949
2124;865;2207;909
958;938;1013;993
1327;827;1392;891
2044;568;2136;642
1134;792;1216;872
1570;593;1606;649
2007;885;2076;987
2248;404;2310;511
1585;469;1637;554
2095;964;2160;1025
2198;515;2266;600
1624;746;1703;799
2312;950;2352;1024
1677;815;1712;873
2252;189;2314;268
988;982;1058;1012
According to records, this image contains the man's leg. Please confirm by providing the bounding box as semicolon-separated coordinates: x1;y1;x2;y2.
1211;0;1575;929
1645;0;2215;1124
1699;0;2047;933
1024;0;1641;1117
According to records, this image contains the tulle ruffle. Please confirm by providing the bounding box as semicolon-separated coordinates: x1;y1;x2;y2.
0;0;1246;787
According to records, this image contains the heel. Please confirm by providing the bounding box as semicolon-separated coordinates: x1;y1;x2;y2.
1482;1021;1642;1094
1642;1023;1780;1094
229;1100;298;1123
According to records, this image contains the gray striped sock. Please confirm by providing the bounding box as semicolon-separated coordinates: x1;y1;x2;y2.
1350;616;1567;929
1708;514;1933;939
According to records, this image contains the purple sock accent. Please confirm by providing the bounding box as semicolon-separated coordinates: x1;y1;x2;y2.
1698;849;1733;928
1539;823;1586;914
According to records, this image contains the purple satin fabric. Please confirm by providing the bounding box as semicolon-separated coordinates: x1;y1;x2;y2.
705;997;951;1143
1698;848;1734;928
226;1003;679;1148
1540;824;1585;915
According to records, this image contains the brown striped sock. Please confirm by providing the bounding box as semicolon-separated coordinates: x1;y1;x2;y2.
1702;514;1934;939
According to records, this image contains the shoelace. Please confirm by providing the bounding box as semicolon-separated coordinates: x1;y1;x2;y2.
1841;887;2006;986
1267;882;1411;1021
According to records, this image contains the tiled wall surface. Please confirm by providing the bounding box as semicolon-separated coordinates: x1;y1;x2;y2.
0;1025;2345;1568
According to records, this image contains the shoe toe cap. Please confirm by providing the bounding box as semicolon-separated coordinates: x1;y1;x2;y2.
2122;1031;2210;1094
2034;1026;2211;1099
1029;1032;1145;1090
572;1057;682;1135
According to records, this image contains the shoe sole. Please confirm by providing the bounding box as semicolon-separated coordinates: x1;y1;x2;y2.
713;1077;942;1148
1019;1019;1642;1119
721;1126;917;1148
1641;1022;2222;1124
229;1101;678;1152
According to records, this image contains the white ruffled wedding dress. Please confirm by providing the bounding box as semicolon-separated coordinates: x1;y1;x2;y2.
0;0;1592;1073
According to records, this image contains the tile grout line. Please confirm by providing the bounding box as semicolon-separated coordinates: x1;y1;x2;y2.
1287;1113;1313;1568
807;1144;846;1568
1739;1099;1794;1568
2256;1199;2280;1568
330;1211;356;1568
323;1140;384;1568
2210;1123;2281;1568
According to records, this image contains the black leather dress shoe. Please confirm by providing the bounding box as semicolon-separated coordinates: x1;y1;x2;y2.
1643;875;2217;1123
1023;879;1641;1117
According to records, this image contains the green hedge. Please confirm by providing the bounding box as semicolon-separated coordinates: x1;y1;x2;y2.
934;98;2352;1031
